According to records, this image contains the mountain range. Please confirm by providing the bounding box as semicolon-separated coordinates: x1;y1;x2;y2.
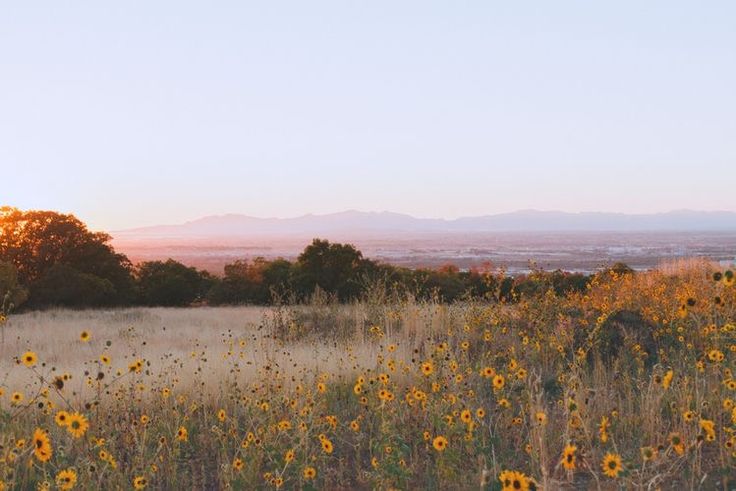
112;210;736;240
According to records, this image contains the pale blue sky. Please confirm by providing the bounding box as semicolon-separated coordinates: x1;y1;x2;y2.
2;1;735;230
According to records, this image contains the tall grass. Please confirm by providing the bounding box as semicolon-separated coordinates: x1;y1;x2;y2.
0;264;734;489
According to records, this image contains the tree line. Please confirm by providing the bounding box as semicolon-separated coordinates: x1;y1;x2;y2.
0;207;606;310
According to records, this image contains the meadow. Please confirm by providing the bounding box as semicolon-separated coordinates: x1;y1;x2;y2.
0;260;734;490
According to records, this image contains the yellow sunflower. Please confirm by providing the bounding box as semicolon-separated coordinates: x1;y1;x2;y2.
320;437;333;454
33;428;53;462
432;435;448;452
21;351;37;367
132;476;147;489
55;469;77;490
561;444;577;470
66;412;89;438
492;374;505;390
601;452;623;478
55;411;70;427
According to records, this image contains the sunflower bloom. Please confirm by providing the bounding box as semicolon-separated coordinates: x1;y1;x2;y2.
433;435;448;452
33;428;53;462
303;466;317;480
601;452;623;478
66;412;89;438
56;469;77;490
561;444;576;470
21;351;37;367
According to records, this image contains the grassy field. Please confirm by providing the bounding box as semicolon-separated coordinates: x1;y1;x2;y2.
1;261;735;490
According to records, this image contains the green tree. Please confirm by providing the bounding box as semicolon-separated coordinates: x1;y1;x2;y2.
136;259;207;306
208;257;294;305
32;264;117;307
292;239;375;301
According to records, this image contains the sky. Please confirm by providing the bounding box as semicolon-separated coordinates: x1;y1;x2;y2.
1;1;735;231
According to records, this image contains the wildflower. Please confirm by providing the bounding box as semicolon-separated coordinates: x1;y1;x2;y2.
433;435;448;451
133;476;147;489
683;410;695;422
55;469;77;490
100;354;111;365
669;432;685;455
640;446;657;462
285;449;295;463
662;370;674;389
601;452;623;478
724;269;734;286
561;444;576;470
492;374;505;390
535;411;547;425
67;412;89;438
599;416;609;443
33;428;53;462
129;359;144;373
421;361;434;376
11;391;23;404
303;466;317;480
320;437;333;454
499;470;530;491
217;409;226;422
460;409;472;424
80;330;91;342
708;349;725;363
233;458;244;471
21;351;37;367
55;410;70;427
699;418;716;441
177;426;188;442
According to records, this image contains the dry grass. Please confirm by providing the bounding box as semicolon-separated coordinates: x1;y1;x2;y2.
1;305;449;401
0;265;734;490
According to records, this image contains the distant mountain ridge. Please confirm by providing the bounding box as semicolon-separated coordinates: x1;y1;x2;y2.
112;210;736;239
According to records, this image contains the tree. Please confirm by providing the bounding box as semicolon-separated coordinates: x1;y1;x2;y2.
292;239;375;301
136;259;207;306
32;264;117;307
0;261;28;311
208;257;294;305
0;207;135;307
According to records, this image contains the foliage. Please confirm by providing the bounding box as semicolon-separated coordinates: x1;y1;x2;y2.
136;259;211;307
0;261;28;311
0;207;135;307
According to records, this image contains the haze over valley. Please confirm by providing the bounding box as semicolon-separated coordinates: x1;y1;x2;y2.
111;209;736;273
